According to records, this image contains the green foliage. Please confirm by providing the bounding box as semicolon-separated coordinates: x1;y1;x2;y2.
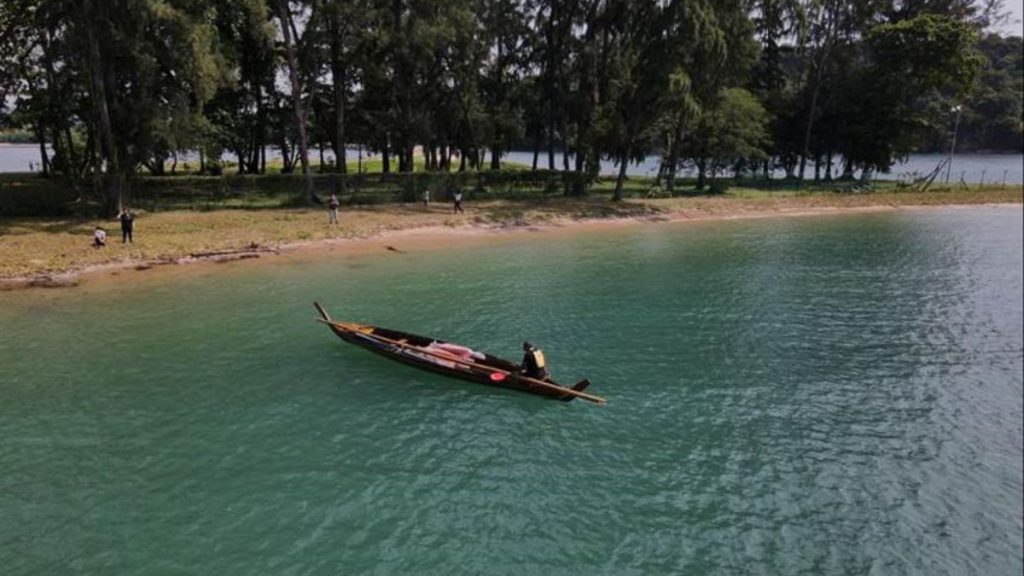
708;180;731;195
681;87;772;186
842;14;985;171
0;0;1013;207
868;14;983;98
920;34;1023;152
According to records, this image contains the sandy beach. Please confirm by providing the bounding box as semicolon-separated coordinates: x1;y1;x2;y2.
1;189;1020;291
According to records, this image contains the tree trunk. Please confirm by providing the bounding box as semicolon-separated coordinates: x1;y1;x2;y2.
797;41;832;185
382;139;390;174
612;150;629;201
83;0;122;213
531;132;540;171
663;128;681;193
257;85;266;174
491;146;500;170
150;155;165;176
547;125;555;170
665;120;685;194
63;126;79;177
665;156;678;195
797;83;820;184
571;147;586;196
280;136;292;173
249;85;261;173
840;157;854;180
277;0;313;202
330;20;347;176
35;122;50;177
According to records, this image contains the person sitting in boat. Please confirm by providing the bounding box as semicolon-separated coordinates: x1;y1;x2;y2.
520;341;550;380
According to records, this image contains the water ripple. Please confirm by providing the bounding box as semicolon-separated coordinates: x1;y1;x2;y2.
0;207;1020;575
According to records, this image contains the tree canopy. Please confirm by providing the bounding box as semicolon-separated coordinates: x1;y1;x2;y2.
0;0;1017;208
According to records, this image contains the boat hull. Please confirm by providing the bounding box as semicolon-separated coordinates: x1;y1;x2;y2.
326;324;582;401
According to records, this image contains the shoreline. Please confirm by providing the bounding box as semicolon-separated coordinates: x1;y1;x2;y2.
2;193;1021;291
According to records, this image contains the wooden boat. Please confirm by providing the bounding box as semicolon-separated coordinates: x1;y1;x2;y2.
314;303;604;404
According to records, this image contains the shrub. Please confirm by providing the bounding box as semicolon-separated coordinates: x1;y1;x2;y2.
708;180;731;195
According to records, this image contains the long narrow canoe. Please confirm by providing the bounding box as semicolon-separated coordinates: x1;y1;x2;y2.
314;303;604;404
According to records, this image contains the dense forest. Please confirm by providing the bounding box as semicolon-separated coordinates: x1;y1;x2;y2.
0;0;1020;208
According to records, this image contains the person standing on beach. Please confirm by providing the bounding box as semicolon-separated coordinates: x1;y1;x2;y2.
452;188;464;214
328;193;340;224
118;207;135;243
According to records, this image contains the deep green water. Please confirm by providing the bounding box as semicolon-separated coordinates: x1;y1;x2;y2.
1;206;1021;575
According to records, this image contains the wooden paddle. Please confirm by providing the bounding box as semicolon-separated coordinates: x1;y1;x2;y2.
314;316;606;404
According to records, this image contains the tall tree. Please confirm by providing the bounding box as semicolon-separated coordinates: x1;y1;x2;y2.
479;0;529;170
595;0;678;200
277;0;315;200
681;87;771;188
841;13;983;173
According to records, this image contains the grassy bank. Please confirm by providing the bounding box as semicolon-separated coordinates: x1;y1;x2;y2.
0;169;587;217
1;186;1020;282
3;167;1015;217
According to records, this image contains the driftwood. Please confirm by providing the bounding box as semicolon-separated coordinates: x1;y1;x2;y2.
25;275;79;289
189;245;278;259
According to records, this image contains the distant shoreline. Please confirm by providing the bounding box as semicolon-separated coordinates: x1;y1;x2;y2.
1;189;1020;291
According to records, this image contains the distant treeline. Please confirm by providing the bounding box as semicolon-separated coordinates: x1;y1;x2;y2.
0;0;1019;210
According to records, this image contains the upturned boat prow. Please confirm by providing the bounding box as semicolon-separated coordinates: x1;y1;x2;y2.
312;302;604;404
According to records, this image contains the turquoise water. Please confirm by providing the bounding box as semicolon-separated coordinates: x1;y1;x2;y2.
1;206;1021;574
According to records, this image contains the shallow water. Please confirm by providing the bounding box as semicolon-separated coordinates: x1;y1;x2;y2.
1;206;1021;575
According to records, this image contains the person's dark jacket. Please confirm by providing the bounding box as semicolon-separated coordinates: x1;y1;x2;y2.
521;349;549;380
